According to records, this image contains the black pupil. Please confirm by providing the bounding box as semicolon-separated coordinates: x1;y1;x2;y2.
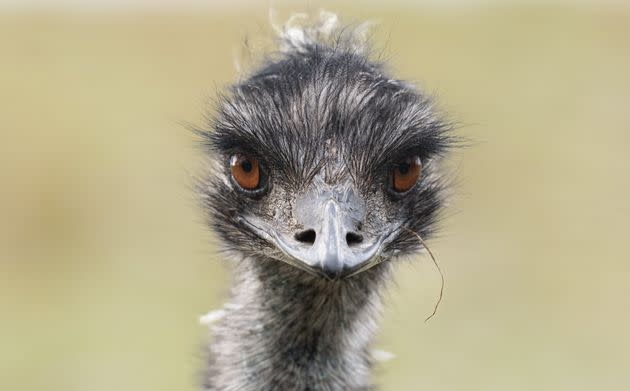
398;163;410;175
241;160;253;173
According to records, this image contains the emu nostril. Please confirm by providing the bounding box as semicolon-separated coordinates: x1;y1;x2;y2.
345;232;363;247
294;229;316;245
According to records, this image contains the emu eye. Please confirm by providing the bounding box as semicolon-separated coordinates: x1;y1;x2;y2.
230;153;261;191
392;156;422;193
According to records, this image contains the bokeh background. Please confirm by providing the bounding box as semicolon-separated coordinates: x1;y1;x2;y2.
2;1;629;390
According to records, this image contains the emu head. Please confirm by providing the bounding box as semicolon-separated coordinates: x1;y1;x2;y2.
201;35;452;280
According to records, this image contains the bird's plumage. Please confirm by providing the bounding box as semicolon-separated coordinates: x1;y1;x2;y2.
198;12;454;390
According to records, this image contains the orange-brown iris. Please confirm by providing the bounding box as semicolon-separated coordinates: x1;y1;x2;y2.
230;154;260;190
392;156;422;193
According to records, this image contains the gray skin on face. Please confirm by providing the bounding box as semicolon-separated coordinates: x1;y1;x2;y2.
198;22;453;391
239;150;400;280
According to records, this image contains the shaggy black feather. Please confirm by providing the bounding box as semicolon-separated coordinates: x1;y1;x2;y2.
197;20;454;391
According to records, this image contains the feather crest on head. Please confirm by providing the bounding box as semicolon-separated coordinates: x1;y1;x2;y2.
269;9;374;54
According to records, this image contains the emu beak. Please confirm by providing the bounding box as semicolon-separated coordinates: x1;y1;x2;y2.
241;189;393;279
290;198;382;279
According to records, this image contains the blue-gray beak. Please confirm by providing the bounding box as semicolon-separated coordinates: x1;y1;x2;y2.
241;188;393;279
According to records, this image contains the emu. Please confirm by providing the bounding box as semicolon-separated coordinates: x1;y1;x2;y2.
198;12;453;391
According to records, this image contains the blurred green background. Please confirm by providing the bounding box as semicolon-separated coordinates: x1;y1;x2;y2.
1;1;629;390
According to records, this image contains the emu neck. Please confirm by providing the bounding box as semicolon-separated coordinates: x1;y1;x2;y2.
205;257;390;391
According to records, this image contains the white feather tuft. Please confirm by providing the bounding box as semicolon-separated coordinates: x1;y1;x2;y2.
199;309;226;326
269;9;371;54
371;349;396;363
